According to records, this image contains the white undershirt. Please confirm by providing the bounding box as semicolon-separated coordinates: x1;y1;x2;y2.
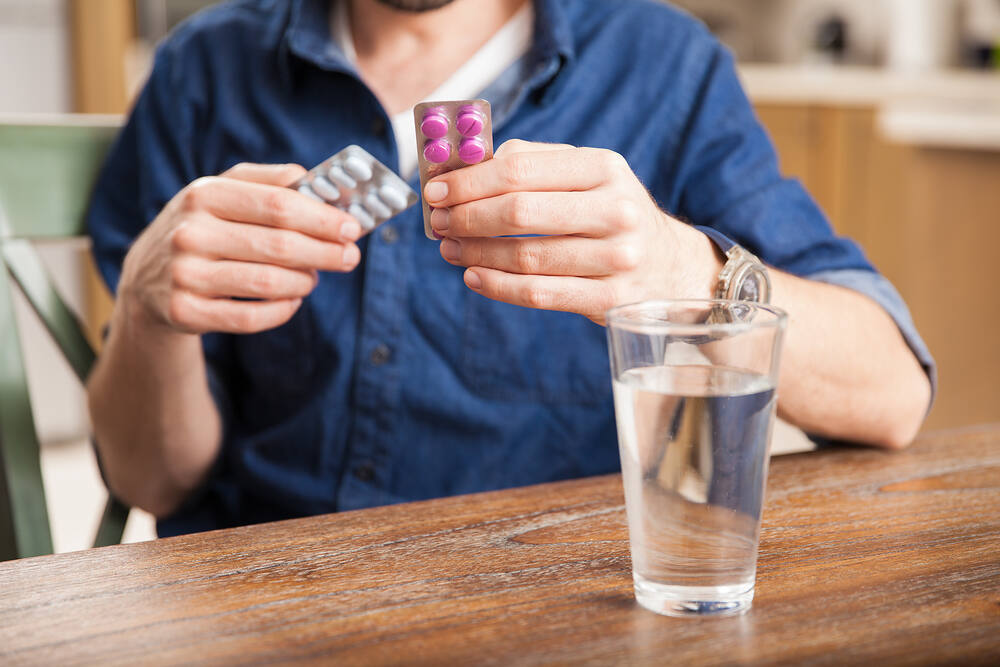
332;0;535;179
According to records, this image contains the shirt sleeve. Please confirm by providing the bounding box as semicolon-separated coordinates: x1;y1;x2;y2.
665;41;936;396
87;42;201;293
668;44;873;277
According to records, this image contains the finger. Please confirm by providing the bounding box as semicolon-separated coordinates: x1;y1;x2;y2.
424;147;626;207
172;217;361;273
169;291;303;335
432;191;640;238
180;176;362;243
221;162;308;187
493;139;575;158
170;256;318;300
440;235;640;277
463;267;618;318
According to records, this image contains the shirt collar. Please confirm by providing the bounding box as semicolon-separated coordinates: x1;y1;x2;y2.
280;0;355;80
280;0;575;93
530;0;575;78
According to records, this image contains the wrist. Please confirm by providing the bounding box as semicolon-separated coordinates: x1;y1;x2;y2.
113;282;198;347
673;221;725;299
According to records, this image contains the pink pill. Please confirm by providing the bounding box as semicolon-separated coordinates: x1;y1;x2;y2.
456;107;484;137
420;111;449;139
423;139;451;164
458;137;486;164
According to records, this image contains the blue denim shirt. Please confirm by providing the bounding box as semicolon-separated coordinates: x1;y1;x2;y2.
87;0;935;536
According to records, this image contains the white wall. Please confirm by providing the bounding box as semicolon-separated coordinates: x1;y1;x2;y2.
0;0;72;113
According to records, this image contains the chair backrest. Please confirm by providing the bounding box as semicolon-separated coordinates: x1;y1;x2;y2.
0;116;129;560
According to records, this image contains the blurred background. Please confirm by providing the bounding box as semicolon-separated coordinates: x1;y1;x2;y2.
1;0;999;552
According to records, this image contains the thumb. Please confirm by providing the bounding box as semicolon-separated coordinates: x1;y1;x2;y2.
220;162;307;187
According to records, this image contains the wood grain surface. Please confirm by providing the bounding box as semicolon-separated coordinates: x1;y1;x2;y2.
1;427;999;666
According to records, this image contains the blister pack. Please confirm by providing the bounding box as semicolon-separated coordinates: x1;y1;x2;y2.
291;145;418;234
413;99;494;239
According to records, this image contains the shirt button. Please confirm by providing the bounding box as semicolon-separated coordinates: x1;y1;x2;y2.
370;343;392;366
380;225;399;244
354;463;376;482
371;117;387;137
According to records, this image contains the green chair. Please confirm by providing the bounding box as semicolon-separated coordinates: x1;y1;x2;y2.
0;117;130;561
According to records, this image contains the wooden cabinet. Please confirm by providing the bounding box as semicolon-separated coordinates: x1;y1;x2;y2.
756;103;1000;430
69;0;135;115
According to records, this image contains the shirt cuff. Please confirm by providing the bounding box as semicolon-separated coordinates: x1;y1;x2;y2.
692;225;736;254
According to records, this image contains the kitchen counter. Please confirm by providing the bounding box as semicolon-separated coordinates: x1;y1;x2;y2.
739;65;1000;150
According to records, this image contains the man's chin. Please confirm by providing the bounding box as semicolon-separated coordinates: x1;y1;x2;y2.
374;0;457;12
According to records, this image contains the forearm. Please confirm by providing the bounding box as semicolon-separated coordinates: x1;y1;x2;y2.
770;270;931;449
87;297;222;518
667;229;930;447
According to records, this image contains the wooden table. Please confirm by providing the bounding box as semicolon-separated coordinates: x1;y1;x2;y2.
2;427;999;665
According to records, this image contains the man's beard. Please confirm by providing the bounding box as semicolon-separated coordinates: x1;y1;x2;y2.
373;0;457;12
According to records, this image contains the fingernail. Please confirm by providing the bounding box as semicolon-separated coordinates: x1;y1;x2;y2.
465;269;483;290
342;244;360;269
430;208;450;232
432;230;444;240
425;181;448;203
441;239;461;261
340;220;361;241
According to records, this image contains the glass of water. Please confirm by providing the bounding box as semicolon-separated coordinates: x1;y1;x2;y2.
607;300;788;617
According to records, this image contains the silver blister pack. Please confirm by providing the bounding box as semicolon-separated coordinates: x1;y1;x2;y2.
291;145;418;234
413;99;494;239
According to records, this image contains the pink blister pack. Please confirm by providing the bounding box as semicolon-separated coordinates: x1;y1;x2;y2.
413;99;494;239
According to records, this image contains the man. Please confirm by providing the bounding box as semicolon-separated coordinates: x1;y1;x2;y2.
86;0;934;536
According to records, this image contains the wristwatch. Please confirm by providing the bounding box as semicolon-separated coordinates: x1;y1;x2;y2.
715;245;771;304
698;227;771;304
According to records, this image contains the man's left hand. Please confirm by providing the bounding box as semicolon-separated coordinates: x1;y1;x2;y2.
424;140;723;325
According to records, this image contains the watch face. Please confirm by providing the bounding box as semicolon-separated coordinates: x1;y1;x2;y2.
736;267;769;303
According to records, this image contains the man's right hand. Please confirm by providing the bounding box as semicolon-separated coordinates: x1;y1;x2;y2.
117;162;363;335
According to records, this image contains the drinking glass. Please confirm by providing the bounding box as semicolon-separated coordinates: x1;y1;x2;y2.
607;300;788;617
